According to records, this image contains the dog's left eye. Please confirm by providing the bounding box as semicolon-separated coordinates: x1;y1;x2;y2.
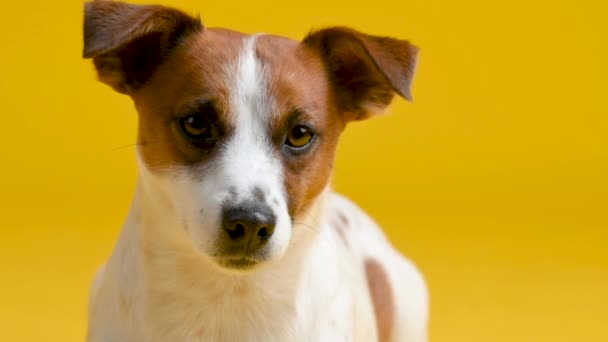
285;125;314;149
179;113;219;146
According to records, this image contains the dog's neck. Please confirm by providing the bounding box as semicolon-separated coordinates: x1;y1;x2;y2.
117;169;332;335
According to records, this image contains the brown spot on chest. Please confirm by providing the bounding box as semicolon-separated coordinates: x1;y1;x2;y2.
365;258;395;342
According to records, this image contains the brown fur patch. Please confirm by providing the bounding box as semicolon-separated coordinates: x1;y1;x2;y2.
365;258;395;342
336;212;349;226
334;225;350;249
330;210;351;248
133;28;245;170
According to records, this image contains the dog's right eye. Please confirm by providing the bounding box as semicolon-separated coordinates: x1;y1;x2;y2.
181;114;210;137
178;113;219;146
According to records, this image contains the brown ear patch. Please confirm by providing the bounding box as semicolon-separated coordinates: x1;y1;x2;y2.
365;258;395;342
303;27;418;120
83;0;202;93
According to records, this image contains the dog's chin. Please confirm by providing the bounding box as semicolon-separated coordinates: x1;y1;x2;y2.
193;234;292;274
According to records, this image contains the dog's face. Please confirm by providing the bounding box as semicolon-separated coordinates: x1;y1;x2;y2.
83;1;417;272
133;31;343;271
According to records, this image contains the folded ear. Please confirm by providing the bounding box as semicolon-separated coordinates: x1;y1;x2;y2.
303;27;418;120
83;0;202;94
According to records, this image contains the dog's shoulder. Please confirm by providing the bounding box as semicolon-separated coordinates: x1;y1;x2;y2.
325;192;429;342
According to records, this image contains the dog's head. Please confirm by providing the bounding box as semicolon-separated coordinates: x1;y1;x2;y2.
83;0;417;273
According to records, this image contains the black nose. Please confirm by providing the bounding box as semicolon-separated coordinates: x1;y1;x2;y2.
222;203;276;253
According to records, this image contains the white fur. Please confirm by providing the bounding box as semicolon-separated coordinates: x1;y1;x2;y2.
88;36;428;342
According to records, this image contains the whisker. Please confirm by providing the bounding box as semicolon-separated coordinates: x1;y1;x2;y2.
293;221;336;248
110;141;147;152
292;221;319;234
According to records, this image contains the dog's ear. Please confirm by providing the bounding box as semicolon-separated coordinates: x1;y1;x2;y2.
83;0;202;94
303;27;418;120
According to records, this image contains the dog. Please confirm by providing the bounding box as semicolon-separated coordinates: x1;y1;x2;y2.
83;1;428;341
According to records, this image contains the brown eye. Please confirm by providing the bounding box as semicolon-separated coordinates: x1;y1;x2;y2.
180;114;210;137
179;113;218;146
285;125;314;149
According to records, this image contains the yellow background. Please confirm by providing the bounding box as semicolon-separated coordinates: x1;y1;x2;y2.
0;0;606;340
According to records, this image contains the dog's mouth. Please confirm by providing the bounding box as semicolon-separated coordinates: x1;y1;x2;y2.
215;257;260;270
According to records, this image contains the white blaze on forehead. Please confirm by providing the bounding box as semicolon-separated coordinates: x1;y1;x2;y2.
221;35;282;202
213;34;291;258
237;36;264;100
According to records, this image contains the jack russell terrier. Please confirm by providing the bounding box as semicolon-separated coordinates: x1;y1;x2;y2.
83;1;428;341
